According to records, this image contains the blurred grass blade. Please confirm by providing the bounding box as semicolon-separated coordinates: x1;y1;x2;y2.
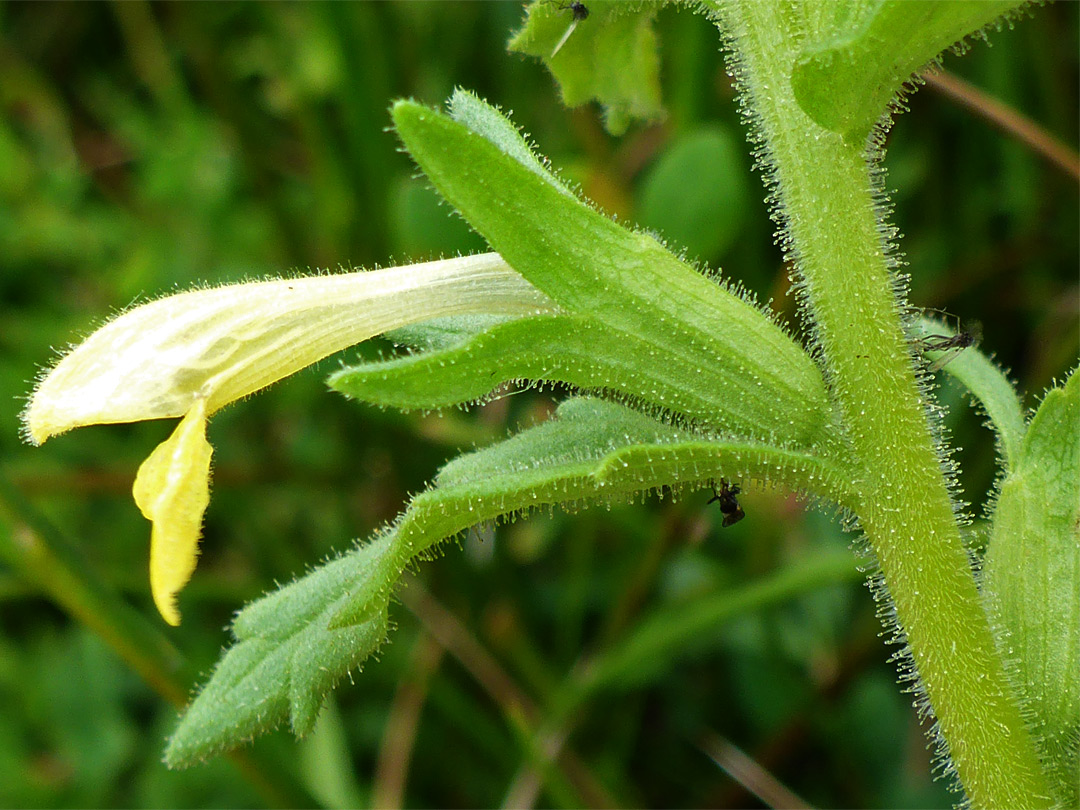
579;552;860;693
0;472;314;807
0;471;188;703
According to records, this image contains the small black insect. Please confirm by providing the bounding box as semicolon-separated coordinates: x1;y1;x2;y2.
915;319;982;372
564;1;589;21
918;331;978;353
550;1;589;57
708;479;745;528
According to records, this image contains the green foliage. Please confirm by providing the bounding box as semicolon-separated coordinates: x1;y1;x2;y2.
508;0;665;134
165;537;393;766
983;368;1080;806
635;125;750;263
790;0;1031;141
1;2;1076;808
389;95;832;445
168;395;856;766
707;1;1065;803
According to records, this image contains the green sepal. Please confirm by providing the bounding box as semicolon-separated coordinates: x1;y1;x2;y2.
391;96;832;448
164;536;393;768
791;0;1029;141
507;1;665;135
983;367;1080;806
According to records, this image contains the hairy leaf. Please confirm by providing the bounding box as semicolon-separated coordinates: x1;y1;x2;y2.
164;535;393;766
791;0;1029;141
391;96;833;449
448;89;571;194
983;368;1080;806
167;397;856;764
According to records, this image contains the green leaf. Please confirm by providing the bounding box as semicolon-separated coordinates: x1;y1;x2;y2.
332;396;855;628
448;89;570;193
791;0;1029;141
507;0;665;135
391;96;833;449
333;312;829;448
983;368;1080;806
164;537;392;767
335;314;666;411
382;313;516;353
635;125;750;263
164;399;851;768
168;397;855;762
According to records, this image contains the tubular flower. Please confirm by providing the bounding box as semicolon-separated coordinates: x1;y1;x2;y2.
24;254;554;625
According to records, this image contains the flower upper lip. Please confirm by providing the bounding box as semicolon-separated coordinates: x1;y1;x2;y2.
23;253;554;624
25;253;554;446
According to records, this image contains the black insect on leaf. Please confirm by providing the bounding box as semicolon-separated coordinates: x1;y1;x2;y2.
915;319;983;372
708;479;745;528
551;1;589;57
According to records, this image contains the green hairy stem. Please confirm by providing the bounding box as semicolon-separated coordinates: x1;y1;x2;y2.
708;1;1052;805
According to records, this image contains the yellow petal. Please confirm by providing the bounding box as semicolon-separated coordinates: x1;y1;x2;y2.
24;254;553;444
133;399;213;626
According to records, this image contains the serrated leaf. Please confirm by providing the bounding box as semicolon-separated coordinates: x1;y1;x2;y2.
168;396;856;763
791;0;1028;141
508;0;665;135
390;97;833;449
165;534;393;767
331;397;855;628
983;368;1080;806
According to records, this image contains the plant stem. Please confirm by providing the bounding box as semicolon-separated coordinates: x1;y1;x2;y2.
711;2;1052;805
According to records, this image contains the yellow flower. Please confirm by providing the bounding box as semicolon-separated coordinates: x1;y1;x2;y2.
24;254;553;625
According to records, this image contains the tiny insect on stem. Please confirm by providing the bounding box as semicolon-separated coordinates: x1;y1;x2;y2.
550;1;589;57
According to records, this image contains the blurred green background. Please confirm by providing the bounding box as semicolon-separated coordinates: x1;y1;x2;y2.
0;2;1075;807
